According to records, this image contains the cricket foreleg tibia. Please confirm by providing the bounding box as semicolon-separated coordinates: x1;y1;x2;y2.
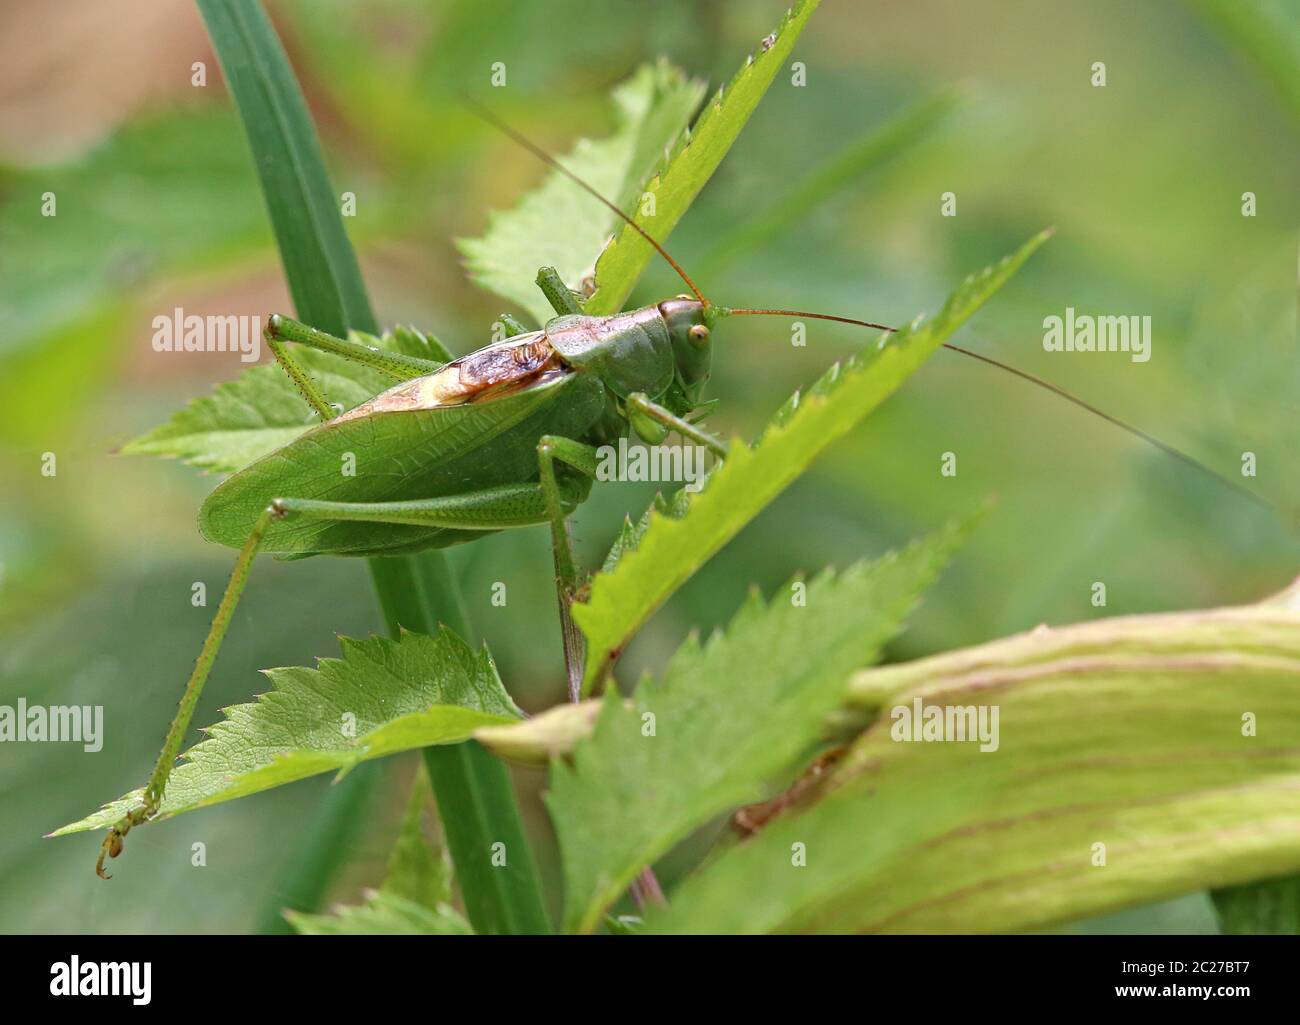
265;314;445;384
535;266;585;317
498;313;531;336
266;333;335;420
625;393;729;459
97;505;278;879
536;436;602;703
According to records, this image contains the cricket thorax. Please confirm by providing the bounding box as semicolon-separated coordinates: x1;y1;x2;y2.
543;305;677;401
334;333;563;421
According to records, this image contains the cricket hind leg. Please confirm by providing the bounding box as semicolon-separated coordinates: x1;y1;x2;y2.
98;505;279;878
270;440;602;704
268;476;593;534
97;471;601;878
535;436;602;703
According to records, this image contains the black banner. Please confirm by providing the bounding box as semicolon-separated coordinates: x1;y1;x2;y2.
0;933;1293;1013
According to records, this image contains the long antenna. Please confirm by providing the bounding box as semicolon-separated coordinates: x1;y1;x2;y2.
728;307;894;332
464;99;1275;518
731;306;1273;515
460;94;709;306
944;341;1275;514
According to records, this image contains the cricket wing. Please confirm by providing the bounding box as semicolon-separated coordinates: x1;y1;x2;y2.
333;331;560;421
198;370;606;557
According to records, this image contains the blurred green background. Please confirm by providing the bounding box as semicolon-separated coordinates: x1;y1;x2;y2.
0;0;1296;933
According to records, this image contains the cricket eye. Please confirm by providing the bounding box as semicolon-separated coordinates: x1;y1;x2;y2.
688;324;709;345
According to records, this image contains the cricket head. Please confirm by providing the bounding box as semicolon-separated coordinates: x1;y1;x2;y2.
658;296;716;410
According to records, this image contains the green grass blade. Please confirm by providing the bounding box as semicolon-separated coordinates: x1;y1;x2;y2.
197;0;374;335
573;230;1053;691
193;0;548;934
584;0;820;314
696;89;963;277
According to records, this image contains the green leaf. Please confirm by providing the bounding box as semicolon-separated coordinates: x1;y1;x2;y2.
459;61;705;325
122;327;450;474
52;627;520;835
286;891;473;935
382;770;453;910
1211;577;1300;934
573;230;1053;690
654;601;1300;933
286;769;472;935
548;519;970;933
584;0;821;315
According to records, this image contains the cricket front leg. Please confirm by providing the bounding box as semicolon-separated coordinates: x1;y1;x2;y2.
266;315;446;378
625;392;729;459
535;266;585;317
498;312;531;336
100;477;599;877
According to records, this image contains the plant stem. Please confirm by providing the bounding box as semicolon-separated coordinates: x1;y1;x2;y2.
371;555;551;934
198;0;547;933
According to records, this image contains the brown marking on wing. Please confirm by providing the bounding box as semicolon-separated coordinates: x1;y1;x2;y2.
459;335;556;388
332;334;565;422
